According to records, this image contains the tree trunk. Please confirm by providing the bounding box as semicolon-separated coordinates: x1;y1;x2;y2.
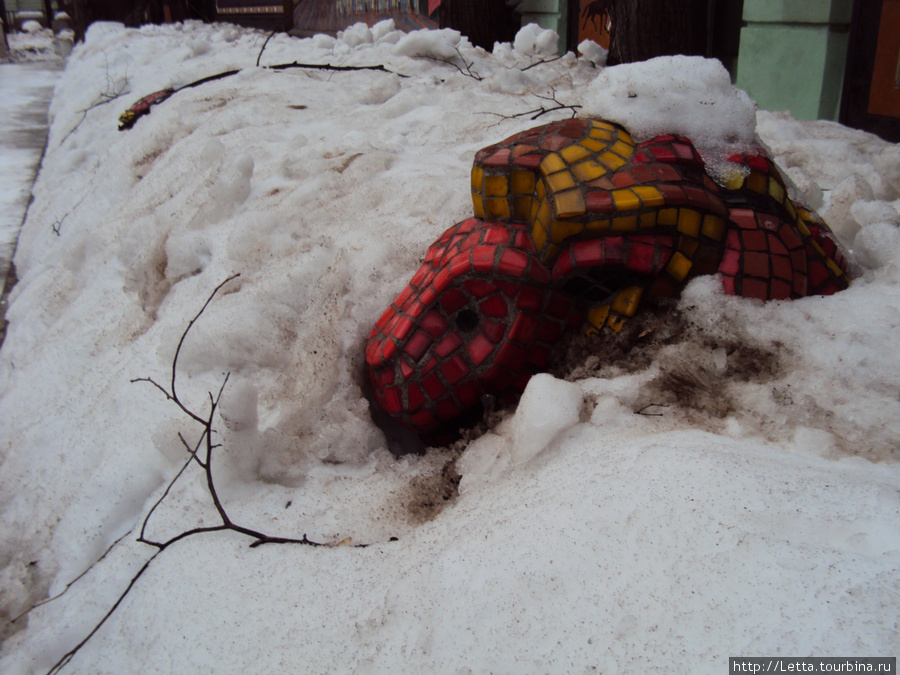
439;0;518;52
606;0;710;65
0;0;9;52
43;0;53;27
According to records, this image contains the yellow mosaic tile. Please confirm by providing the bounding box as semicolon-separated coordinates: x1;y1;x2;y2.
826;258;844;277
640;212;657;229
768;178;785;203
589;127;614;141
677;209;701;237
658;208;679;226
536;199;552;230
472;193;485;219
796;219;811;237
550;219;585;244
610;140;635;159
514;196;533;221
484;197;510;220
591;120;617;132
612;214;638;232
545;170;576;193
554;189;586;218
470;167;483;192
701;215;726;241
510;169;535;195
747;172;766;194
612;286;643;316
810;239;825;257
599;151;627;170
531;222;547;250
540;152;566;176
580;138;610;153
586;305;610;332
611;189;641;212
571;159;608;183
666;251;692;281
586;219;612;232
725;173;745;190
785;200;797;220
632;185;665;208
560;143;592;165
484;175;508;198
536;179;546;201
618;131;634;145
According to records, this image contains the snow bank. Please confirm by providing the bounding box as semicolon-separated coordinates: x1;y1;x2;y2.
0;20;898;674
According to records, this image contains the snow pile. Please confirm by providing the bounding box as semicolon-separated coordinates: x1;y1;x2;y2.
0;21;898;674
584;55;758;181
757;110;900;246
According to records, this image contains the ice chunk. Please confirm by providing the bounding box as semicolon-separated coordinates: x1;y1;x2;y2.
578;39;607;67
513;23;559;56
339;22;374;49
393;28;462;60
853;222;900;270
509;374;583;465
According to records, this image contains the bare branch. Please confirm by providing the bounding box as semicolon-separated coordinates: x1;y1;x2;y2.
521;54;564;72
256;30;276;68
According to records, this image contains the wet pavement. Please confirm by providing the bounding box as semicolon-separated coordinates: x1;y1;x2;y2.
0;58;63;342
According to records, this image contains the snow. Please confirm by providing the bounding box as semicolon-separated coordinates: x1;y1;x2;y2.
584;55;758;182
0;20;899;674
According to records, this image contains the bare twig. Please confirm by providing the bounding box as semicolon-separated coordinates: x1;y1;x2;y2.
61;56;130;145
425;47;483;81
521;54;564;72
634;403;669;417
480;89;581;122
256;30;276;68
45;273;367;674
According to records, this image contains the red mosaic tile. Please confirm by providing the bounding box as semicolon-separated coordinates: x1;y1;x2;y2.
466;332;495;366
404;330;431;362
482;319;507;343
516;286;544;313
514;153;542;170
464;278;495;298
741;278;769;301
421;373;445;400
483;148;511;168
586;191;614;212
480;295;508;318
434;331;462;358
439;287;468;314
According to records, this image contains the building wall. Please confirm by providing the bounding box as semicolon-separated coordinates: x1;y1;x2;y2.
735;0;851;120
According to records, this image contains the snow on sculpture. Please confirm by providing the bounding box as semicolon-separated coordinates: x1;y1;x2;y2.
366;118;850;439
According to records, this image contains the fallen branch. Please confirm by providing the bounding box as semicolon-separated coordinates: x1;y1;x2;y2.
44;274;365;674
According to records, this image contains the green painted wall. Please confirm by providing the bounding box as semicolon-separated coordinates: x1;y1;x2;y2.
735;0;850;120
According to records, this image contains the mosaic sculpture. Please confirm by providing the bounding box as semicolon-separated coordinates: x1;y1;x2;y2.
118;89;175;130
366;118;849;439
